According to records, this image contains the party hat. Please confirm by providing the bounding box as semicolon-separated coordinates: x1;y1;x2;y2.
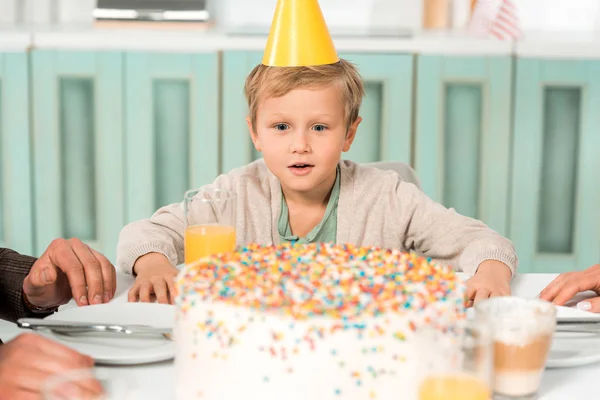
262;0;339;67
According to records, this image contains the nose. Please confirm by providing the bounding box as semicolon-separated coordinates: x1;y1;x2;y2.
289;130;311;154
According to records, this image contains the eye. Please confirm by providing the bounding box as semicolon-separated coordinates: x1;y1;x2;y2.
274;123;289;131
312;124;328;132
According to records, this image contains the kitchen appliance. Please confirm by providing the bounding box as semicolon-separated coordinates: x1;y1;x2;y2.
95;0;210;23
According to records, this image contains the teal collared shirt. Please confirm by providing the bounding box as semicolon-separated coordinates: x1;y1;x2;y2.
278;167;340;245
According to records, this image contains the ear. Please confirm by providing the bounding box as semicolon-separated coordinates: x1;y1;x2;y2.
342;116;362;152
246;116;262;152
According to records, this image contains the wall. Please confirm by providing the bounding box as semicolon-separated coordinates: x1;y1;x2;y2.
0;29;599;273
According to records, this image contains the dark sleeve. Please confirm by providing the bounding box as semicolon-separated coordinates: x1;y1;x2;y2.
0;248;42;323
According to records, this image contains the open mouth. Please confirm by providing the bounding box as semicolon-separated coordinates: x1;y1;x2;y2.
289;163;314;169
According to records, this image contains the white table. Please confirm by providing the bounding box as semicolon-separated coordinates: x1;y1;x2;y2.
1;273;600;399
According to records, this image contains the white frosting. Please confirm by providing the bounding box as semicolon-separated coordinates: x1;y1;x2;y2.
174;244;466;400
174;300;468;400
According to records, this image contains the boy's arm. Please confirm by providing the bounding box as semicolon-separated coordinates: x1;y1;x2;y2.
396;182;517;277
116;172;235;274
116;202;187;274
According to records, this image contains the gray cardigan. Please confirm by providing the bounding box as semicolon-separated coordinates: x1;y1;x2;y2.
117;159;518;276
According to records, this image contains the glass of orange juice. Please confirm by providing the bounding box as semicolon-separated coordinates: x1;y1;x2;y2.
183;188;236;265
417;318;493;400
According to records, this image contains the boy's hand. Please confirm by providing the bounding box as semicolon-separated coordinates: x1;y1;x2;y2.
128;253;178;304
465;260;512;307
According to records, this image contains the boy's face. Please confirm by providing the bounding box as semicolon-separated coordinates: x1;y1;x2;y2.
247;84;361;198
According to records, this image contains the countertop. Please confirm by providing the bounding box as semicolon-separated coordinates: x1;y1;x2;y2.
2;24;600;59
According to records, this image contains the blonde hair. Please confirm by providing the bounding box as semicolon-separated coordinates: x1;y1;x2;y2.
244;59;365;132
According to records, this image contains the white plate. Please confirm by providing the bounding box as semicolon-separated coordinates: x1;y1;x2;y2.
39;303;176;365
547;331;600;368
555;305;600;322
546;306;600;368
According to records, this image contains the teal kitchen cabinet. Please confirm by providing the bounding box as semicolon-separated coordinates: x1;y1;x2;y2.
0;53;34;255
221;51;262;173
510;59;600;273
124;52;219;224
31;51;124;261
221;51;414;173
414;56;513;236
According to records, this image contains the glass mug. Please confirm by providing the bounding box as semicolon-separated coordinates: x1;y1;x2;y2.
183;188;236;265
475;297;556;400
417;318;494;400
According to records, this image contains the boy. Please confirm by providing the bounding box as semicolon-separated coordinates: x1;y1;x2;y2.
116;0;516;306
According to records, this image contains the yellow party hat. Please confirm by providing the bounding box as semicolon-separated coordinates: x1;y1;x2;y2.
262;0;339;67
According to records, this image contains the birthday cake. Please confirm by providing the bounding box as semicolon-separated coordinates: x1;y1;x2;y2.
174;243;466;400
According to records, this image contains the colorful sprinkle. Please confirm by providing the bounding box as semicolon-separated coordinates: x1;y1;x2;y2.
175;242;466;392
368;366;376;378
177;243;463;322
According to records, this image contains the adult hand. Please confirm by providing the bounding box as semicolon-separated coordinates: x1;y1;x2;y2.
23;238;116;308
540;264;600;312
0;333;101;400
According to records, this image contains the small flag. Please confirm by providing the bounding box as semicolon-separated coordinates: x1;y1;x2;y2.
469;0;522;40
